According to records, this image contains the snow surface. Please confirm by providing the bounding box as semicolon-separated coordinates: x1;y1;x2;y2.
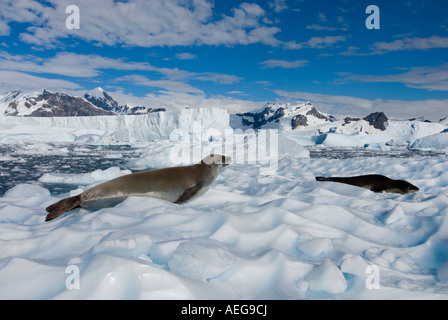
0;107;448;300
1;154;448;299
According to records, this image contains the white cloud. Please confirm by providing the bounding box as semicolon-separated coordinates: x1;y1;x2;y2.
306;24;339;31
114;74;203;93
0;0;282;48
371;35;448;53
0;70;80;92
378;99;448;121
285;35;348;50
0;51;241;88
269;0;289;13
274;90;375;115
259;59;308;69
110;88;262;113
338;63;448;91
306;11;348;32
191;73;241;84
0;0;52;37
176;53;197;60
317;12;326;22
256;80;272;86
227;90;247;95
306;36;348;49
0;51;156;77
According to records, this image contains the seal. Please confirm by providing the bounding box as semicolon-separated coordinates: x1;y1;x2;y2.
315;174;419;194
45;154;231;221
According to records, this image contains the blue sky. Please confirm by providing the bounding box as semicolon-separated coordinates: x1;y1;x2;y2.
0;0;447;119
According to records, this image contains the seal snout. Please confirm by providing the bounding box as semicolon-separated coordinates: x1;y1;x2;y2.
407;184;419;193
202;154;232;166
221;155;232;166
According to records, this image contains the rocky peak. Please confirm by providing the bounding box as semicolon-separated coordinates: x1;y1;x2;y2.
363;112;388;131
236;101;332;130
2;88;167;117
84;87;119;113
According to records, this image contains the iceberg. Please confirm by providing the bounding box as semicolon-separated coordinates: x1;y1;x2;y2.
0;107;231;143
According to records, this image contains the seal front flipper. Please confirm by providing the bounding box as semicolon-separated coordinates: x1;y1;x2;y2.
45;195;81;221
175;181;203;204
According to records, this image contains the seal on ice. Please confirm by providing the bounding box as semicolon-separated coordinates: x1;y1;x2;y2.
45;154;231;221
315;174;419;194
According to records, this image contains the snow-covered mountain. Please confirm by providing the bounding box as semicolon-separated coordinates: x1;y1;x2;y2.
83;87;165;115
1;88;447;149
232;101;388;135
83;87;120;114
1;90;115;117
0;88;165;117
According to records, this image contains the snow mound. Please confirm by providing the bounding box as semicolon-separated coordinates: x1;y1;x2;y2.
306;259;347;294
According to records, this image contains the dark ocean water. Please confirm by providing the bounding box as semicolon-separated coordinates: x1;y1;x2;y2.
0;143;142;196
307;146;445;159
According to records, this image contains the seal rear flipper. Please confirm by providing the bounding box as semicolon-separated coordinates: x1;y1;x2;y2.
45;195;81;221
315;177;328;181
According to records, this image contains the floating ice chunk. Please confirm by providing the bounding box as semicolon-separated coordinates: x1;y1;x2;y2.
3;183;50;198
0;154;14;161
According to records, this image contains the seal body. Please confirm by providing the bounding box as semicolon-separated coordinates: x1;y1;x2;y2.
45;154;231;221
315;174;418;194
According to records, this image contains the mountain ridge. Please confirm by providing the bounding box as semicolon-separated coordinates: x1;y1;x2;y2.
0;88;166;117
1;88;446;137
233;100;389;133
